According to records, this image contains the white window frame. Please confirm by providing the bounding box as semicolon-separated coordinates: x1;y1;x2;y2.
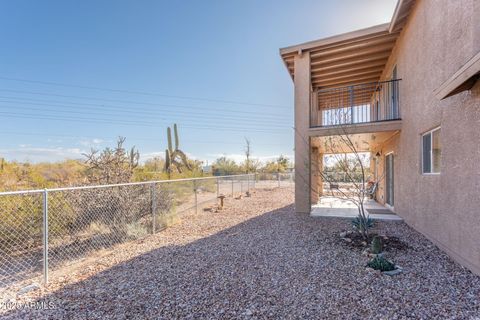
421;126;441;175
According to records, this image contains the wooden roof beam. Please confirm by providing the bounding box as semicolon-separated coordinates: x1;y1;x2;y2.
311;46;394;67
313;65;385;79
306;31;395;54
279;23;390;55
313;76;381;88
313;60;388;78
311;53;390;73
312;69;382;83
310;35;398;59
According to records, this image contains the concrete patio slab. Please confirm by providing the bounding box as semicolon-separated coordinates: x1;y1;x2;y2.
311;196;403;221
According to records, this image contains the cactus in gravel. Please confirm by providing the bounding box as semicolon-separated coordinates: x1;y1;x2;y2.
371;235;383;254
164;124;191;176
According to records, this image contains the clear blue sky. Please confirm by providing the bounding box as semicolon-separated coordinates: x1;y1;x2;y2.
0;0;396;164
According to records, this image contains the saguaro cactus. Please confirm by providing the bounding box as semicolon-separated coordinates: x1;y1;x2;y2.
174;123;179;150
164;124;192;176
167;127;173;153
165;149;172;178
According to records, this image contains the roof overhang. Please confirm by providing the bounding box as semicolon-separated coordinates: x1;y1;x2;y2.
280;0;415;90
434;51;480;100
389;0;415;32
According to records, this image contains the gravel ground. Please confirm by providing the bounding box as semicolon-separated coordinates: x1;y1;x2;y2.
2;187;479;319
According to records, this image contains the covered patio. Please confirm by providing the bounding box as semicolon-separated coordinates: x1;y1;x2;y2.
310;130;401;220
280;23;405;215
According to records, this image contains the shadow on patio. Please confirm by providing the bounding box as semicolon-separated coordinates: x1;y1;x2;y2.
311;196;403;221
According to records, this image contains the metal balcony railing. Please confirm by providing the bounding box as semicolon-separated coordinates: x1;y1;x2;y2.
311;79;401;127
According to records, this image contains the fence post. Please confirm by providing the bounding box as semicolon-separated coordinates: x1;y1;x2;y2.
42;189;49;284
151;183;157;234
277;172;280;188
247;175;250;193
194;180;198;214
231;179;234;197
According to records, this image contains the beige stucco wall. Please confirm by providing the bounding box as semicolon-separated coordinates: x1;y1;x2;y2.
371;133;400;206
379;0;480;274
291;0;480;274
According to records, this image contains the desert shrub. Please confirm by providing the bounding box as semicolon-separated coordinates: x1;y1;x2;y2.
125;221;149;239
83;137;139;185
48;184;173;244
156;211;180;231
212;157;242;176
0;194;43;252
367;256;395;272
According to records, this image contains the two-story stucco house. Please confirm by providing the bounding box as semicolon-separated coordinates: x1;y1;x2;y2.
280;0;480;275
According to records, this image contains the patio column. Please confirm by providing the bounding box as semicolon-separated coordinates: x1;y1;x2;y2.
311;147;319;203
294;51;311;213
310;148;323;204
318;152;324;197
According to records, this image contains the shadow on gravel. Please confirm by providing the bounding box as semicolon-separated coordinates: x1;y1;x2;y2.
3;203;480;319
3;204;320;318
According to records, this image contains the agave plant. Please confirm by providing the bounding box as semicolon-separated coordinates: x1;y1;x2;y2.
366;255;395;272
352;215;375;237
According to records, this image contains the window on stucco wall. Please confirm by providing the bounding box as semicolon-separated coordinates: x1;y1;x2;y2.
422;127;441;174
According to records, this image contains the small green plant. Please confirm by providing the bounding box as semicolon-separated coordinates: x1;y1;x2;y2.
370;235;383;254
367;255;395;272
352;216;374;234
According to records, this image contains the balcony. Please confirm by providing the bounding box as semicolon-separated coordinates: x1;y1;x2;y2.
310;79;401;130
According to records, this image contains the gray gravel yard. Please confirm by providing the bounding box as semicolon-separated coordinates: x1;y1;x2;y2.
3;187;480;319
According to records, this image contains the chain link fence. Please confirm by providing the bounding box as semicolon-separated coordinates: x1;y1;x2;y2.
0;173;293;290
254;172;295;188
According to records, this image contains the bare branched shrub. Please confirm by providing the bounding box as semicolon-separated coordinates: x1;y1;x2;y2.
54;138;175;246
83;137;139;185
296;126;384;240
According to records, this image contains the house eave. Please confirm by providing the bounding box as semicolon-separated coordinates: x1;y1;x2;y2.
434;51;480;100
279;0;415;89
279;23;390;57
